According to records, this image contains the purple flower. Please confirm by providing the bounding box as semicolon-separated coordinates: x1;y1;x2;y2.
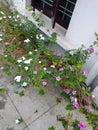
65;75;69;79
70;96;74;102
83;70;88;77
58;97;63;102
42;81;47;86
84;106;91;113
59;67;64;71
95;127;98;130
72;90;77;95
57;114;62;119
78;121;85;130
89;47;94;53
73;102;79;109
65;88;70;94
64;117;68;121
69;66;74;71
56;52;62;57
33;71;37;74
56;76;61;81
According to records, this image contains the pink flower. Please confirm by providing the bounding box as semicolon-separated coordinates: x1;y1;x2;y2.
78;121;85;130
33;71;37;74
72;90;77;95
56;52;62;57
47;71;51;74
58;97;63;102
4;42;9;45
56;76;61;81
69;66;74;71
65;75;69;79
59;67;64;71
65;88;70;94
89;47;94;53
85;106;91;113
64;117;68;121
70;96;74;102
57;114;62;119
73;102;79;109
95;127;98;130
42;81;47;86
83;70;88;77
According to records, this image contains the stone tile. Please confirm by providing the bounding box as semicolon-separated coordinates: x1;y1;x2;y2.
8;86;59;125
0;93;27;130
28;102;92;130
27;102;67;130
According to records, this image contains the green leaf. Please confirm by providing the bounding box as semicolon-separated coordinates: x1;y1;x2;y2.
39;89;45;95
65;104;75;111
0;88;7;94
72;120;80;130
48;126;55;130
15;91;25;96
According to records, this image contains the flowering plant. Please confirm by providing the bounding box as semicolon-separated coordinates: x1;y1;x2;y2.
1;4;98;130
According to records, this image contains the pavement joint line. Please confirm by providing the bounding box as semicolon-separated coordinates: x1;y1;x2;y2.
23;103;57;130
7;93;30;130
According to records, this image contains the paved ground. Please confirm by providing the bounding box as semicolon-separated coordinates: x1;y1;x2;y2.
0;67;94;130
0;1;98;130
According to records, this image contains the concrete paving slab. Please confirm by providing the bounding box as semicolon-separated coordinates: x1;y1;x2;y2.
0;93;28;130
28;101;92;130
8;86;60;126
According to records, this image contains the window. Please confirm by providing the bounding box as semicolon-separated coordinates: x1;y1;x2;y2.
31;0;77;29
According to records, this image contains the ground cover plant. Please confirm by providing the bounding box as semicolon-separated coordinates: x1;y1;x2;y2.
0;3;98;130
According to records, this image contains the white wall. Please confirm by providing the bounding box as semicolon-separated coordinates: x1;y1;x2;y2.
65;0;98;86
66;0;98;48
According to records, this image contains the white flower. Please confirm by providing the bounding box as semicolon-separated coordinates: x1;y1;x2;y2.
0;33;3;37
50;65;55;68
0;67;4;70
34;49;38;51
36;34;39;39
17;15;19;18
21;82;27;87
5;55;8;58
43;67;47;70
40;34;45;40
39;61;42;63
24;38;30;43
3;16;6;19
21;56;25;60
74;98;77;102
0;11;5;15
0;38;2;41
24;59;32;64
24;66;28;71
17;59;22;63
14;76;21;82
28;51;32;55
8;16;11;18
15;119;20;124
92;95;95;98
0;17;2;20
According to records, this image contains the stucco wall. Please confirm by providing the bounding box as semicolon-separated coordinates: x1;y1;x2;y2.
66;0;98;48
65;0;98;87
